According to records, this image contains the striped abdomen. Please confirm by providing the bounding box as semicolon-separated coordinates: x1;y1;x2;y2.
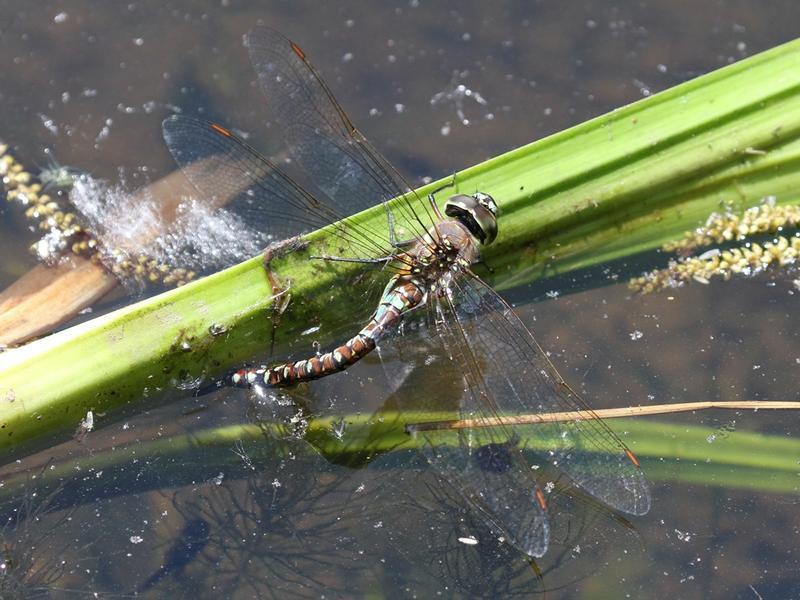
230;276;425;389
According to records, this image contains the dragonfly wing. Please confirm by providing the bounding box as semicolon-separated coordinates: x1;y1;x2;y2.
162;115;395;260
412;296;551;558
438;272;651;517
419;423;551;557
245;26;437;242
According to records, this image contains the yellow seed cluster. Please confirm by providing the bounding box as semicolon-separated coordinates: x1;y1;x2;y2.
631;198;800;294
1;147;85;242
1;143;196;287
104;248;196;286
663;199;800;253
630;234;800;294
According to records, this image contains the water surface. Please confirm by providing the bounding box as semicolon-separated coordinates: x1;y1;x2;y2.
0;1;798;597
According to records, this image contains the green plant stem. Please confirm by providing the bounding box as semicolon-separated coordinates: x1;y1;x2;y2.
1;417;796;510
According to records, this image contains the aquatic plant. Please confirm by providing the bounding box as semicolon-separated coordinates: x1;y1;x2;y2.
0;143;196;287
630;198;800;293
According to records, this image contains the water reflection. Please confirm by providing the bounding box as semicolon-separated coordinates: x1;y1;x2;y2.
222;354;645;595
137;518;210;593
0;377;646;598
0;464;102;597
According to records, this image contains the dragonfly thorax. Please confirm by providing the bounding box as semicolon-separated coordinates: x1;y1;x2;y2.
405;191;499;285
407;220;481;293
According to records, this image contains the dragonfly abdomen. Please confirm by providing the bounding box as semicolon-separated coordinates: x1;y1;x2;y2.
231;276;426;388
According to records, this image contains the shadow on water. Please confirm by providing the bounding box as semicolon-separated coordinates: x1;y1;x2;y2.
0;462;127;598
0;368;646;598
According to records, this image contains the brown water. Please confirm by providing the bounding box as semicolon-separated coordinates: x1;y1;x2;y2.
0;1;798;598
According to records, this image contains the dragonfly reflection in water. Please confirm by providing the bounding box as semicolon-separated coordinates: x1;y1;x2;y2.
163;27;651;558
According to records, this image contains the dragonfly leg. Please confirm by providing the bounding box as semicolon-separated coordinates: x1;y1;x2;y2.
389;237;417;249
309;254;394;265
387;173;458;248
386;203;400;247
263;238;305;357
427;173;458;219
385;204;422;247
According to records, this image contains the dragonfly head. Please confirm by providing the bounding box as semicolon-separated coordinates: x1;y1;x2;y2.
444;191;499;245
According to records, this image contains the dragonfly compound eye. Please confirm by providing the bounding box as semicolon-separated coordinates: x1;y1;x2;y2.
473;191;499;216
444;192;499;245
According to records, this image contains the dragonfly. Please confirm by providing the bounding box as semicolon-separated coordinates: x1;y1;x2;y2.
162;26;651;558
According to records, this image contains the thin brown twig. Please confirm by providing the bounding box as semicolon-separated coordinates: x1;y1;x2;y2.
409;400;800;431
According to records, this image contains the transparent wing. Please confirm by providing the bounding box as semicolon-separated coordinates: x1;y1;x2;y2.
244;26;437;242
438;272;651;516
413;298;551;557
162;115;398;262
411;272;651;557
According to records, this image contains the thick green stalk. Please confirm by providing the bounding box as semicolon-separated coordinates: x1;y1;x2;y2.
2;38;800;457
